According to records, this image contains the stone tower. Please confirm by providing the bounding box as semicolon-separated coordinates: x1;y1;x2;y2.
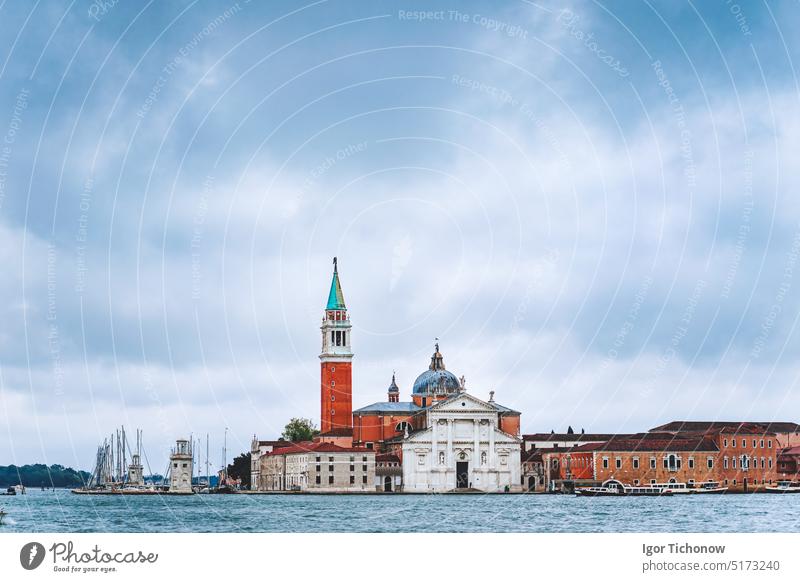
320;257;353;435
169;438;193;493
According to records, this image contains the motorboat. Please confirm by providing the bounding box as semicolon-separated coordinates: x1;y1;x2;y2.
765;481;800;493
693;481;728;494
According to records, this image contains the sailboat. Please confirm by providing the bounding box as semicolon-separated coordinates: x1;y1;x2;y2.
72;427;158;495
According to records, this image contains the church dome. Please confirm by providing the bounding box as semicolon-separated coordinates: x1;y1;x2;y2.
412;344;461;395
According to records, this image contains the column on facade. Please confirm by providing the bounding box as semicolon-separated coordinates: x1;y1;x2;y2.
432;419;439;470
473;419;480;468
446;418;453;467
488;418;495;468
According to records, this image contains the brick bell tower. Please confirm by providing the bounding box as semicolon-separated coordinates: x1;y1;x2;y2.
319;257;353;435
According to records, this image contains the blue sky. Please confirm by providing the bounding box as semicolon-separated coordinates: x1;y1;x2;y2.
1;0;799;470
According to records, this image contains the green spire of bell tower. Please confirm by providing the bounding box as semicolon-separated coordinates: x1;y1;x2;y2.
326;257;346;310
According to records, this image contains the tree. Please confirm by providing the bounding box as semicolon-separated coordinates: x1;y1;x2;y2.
226;453;251;489
281;418;319;442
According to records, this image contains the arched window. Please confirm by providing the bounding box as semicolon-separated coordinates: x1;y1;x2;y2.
395;421;411;433
481;451;487;466
439;451;445;465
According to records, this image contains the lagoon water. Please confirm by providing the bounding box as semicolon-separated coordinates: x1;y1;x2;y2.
2;489;800;533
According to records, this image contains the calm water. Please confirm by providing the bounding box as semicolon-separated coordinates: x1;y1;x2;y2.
1;490;799;533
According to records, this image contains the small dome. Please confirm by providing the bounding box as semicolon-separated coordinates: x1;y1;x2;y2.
388;373;399;393
412;344;461;395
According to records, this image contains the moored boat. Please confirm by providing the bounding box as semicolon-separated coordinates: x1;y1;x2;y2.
576;479;673;497
764;481;800;493
693;481;728;494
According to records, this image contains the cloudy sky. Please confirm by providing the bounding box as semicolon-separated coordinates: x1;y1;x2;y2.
1;0;799;471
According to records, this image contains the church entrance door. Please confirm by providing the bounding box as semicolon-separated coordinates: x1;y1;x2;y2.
384;476;392;492
456;462;469;488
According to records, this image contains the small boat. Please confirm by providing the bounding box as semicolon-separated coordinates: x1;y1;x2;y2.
2;487;16;496
765;481;800;493
575;486;620;497
693;481;728;494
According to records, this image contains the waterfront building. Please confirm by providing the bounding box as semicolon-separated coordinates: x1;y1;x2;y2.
376;453;402;492
249;438;291;490
353;344;522;452
520;449;545;491
258;442;375;492
777;446;800;481
169;439;193;493
402;392;522;492
650;421;784;491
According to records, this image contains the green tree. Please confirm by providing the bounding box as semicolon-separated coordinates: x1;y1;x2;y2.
225;453;251;489
281;418;319;442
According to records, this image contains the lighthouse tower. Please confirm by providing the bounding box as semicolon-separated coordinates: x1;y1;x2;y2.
319;257;353;437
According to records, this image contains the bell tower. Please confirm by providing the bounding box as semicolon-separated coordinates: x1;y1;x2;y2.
320;257;353;434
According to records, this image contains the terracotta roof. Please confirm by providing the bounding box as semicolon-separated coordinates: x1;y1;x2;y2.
318;428;354;437
265;441;372;456
523;433;628;442
593;434;719;453
255;440;290;447
651;421;799;434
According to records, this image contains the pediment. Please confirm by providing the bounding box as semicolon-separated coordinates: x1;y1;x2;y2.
430;392;496;413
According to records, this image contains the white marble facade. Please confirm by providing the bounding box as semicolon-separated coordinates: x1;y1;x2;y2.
402;393;522;492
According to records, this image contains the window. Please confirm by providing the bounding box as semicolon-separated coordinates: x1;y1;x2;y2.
363;456;367;462
769;458;773;468
350;476;355;484
731;439;736;448
741;455;749;471
688;457;694;469
753;439;757;448
760;439;765;448
768;440;772;448
615;458;622;469
650;479;656;485
742;439;746;447
173;463;178;468
439;452;445;465
329;457;334;462
707;457;714;469
350;456;355;462
331;380;335;387
315;465;320;472
633;479;640;485
724;439;728;447
602;457;609;469
362;475;368;484
315;475;321;484
724;479;728;485
761;457;765;469
664;454;680;471
329;465;334;472
632;457;639;469
733;479;737;485
650;457;656;469
362;465;368;472
328;475;334;484
349;465;354;472
732;457;736;468
316;456;321;462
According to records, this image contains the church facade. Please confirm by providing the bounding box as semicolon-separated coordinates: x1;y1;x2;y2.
402;393;523;492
